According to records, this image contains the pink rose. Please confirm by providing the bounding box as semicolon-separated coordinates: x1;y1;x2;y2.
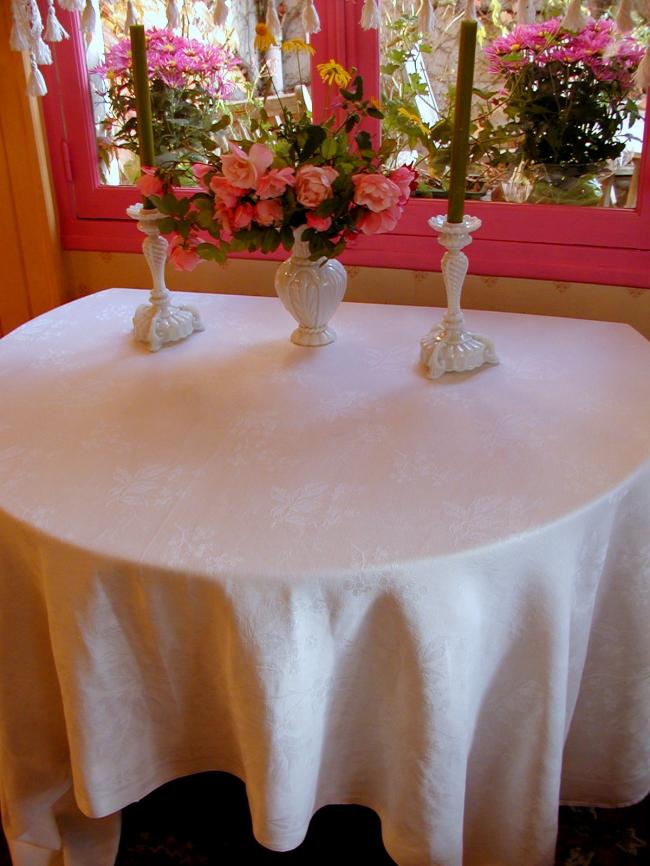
221;141;273;189
389;165;418;206
306;212;332;232
209;176;241;209
232;201;255;229
356;203;403;235
254;198;284;226
135;168;163;198
192;163;212;190
295;165;338;208
256;167;296;199
352;173;401;213
169;237;201;271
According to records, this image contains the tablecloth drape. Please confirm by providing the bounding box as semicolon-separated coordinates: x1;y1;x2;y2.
1;290;648;866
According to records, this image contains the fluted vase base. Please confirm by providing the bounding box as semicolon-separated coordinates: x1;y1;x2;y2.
274;227;347;348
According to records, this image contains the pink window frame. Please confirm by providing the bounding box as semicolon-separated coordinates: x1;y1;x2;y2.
42;1;650;288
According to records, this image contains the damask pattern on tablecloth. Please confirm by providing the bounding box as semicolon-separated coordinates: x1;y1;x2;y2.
0;290;648;866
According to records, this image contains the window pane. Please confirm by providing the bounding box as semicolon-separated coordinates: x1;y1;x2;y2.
87;0;313;186
379;0;646;208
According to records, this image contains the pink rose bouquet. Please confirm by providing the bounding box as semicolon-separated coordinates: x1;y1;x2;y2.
147;65;416;266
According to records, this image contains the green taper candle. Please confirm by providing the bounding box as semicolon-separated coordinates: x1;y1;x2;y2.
447;16;477;223
129;25;155;175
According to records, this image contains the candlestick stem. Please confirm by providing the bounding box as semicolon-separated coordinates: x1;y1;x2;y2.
127;204;204;352
420;215;498;379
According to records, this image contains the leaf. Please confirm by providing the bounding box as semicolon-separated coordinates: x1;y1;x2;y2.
321;138;338;159
157;217;176;235
315;198;339;217
261;229;281;253
197;242;226;263
355;130;372;151
344;114;359;133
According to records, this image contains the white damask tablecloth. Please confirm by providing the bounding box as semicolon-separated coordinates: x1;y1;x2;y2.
0;289;649;866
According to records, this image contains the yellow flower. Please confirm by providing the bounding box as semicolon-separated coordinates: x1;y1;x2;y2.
254;23;276;51
370;96;383;111
317;59;352;88
398;107;429;135
281;38;315;56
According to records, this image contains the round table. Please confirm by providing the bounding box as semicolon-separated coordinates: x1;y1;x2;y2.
1;289;649;866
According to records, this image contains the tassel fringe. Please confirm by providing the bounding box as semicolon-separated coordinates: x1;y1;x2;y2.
517;0;535;25
125;0;138;31
10;24;31;52
213;0;229;27
166;0;181;30
34;36;52;64
302;0;320;35
562;0;587;31
81;0;96;39
266;1;282;39
361;0;381;30
58;0;85;11
615;0;634;32
45;1;69;41
634;43;650;90
418;0;435;32
28;55;48;96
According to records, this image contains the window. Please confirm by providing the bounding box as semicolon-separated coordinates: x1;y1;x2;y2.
42;0;650;287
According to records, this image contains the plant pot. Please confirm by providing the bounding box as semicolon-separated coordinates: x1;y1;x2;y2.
527;163;612;207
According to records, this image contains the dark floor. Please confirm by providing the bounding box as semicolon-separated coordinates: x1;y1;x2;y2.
1;773;648;865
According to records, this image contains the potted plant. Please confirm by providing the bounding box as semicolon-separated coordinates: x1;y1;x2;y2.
93;28;242;182
485;17;644;205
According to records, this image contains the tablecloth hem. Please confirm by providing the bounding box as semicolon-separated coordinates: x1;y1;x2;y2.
559;788;650;810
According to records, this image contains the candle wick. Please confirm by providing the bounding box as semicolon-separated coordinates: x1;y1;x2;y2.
465;0;477;20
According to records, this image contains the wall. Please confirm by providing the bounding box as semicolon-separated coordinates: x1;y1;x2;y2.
63;250;650;340
0;3;67;336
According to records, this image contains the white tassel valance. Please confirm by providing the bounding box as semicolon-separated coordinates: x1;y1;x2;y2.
517;0;535;25
266;1;282;40
615;0;634;32
634;42;650;90
28;54;47;96
125;0;138;32
166;0;181;31
45;0;69;42
302;0;320;35
361;0;381;31
418;0;436;33
10;0;70;96
58;0;84;11
80;0;96;39
562;0;587;31
213;0;229;27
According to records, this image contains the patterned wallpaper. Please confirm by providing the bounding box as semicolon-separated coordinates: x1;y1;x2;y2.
63;251;650;341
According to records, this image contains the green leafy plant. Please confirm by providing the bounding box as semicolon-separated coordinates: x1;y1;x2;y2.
379;11;522;194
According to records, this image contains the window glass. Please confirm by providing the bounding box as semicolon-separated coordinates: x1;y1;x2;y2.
379;0;646;208
87;0;313;186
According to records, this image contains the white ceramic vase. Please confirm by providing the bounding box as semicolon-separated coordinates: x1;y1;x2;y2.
274;227;347;346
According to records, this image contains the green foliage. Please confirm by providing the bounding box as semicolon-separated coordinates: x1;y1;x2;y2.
380;11;522;190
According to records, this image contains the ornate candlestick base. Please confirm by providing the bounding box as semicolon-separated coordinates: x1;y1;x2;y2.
127;203;204;352
420;215;498;379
